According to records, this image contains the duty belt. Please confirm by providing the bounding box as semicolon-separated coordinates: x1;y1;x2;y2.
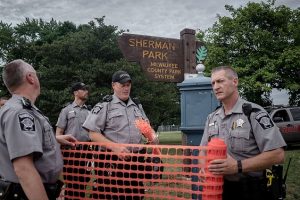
0;179;63;200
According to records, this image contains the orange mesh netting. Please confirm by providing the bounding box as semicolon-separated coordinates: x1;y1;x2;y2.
59;139;226;200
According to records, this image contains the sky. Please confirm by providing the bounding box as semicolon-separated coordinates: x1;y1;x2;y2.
1;0;299;39
0;0;298;104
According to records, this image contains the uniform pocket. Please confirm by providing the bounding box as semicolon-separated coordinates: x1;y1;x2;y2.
67;110;76;119
107;110;123;119
208;127;219;141
229;129;250;152
106;110;124;131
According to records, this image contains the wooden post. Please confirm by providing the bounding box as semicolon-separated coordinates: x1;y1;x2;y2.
180;29;197;76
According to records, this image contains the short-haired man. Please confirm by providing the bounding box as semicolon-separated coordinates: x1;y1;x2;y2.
56;82;91;199
56;82;90;141
0;59;74;199
200;66;286;200
83;70;151;200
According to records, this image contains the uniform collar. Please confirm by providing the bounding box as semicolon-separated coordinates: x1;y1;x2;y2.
12;94;33;106
71;101;87;108
216;97;244;118
12;94;23;101
112;94;135;106
9;95;23;107
230;97;244;114
215;106;225;119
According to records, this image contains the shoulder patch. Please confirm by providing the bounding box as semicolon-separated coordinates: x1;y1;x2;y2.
18;113;35;131
255;112;274;130
92;104;103;114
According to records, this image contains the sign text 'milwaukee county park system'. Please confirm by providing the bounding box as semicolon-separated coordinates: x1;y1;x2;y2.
118;33;184;82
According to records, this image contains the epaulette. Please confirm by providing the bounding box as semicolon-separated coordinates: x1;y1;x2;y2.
21;97;32;109
242;103;261;117
242;103;262;129
102;95;113;102
132;97;141;105
87;104;92;111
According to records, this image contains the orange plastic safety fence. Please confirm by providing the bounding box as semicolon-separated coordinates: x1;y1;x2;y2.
59;139;226;200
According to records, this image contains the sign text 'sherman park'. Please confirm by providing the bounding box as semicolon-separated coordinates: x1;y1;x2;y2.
118;33;184;82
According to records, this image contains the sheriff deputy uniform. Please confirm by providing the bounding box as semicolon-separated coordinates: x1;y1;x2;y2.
56;102;90;141
200;97;286;200
56;82;91;199
83;94;149;200
83;94;148;145
56;83;90;142
0;95;63;199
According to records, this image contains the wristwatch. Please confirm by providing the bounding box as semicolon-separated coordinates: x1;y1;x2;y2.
237;160;243;173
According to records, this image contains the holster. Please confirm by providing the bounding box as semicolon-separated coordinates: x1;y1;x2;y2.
44;180;64;199
0;179;13;200
0;179;63;200
265;165;286;200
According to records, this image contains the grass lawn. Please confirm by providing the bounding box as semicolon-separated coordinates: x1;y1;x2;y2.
158;131;183;145
285;148;300;200
158;131;300;200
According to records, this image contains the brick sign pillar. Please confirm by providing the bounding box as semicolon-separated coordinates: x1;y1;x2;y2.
180;28;198;76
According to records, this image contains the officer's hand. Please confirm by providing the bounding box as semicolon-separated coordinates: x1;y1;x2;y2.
208;154;237;175
56;135;77;147
198;168;206;182
148;136;159;145
110;146;130;160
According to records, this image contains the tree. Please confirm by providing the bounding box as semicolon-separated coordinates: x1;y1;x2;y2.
0;17;180;129
201;0;300;106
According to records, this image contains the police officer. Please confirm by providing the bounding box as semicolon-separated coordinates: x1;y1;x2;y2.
56;82;90;141
200;66;286;200
83;70;150;200
55;82;91;199
0;59;73;200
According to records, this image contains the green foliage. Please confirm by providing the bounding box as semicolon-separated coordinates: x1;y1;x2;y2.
277;46;300;105
202;1;300;106
0;17;180;129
